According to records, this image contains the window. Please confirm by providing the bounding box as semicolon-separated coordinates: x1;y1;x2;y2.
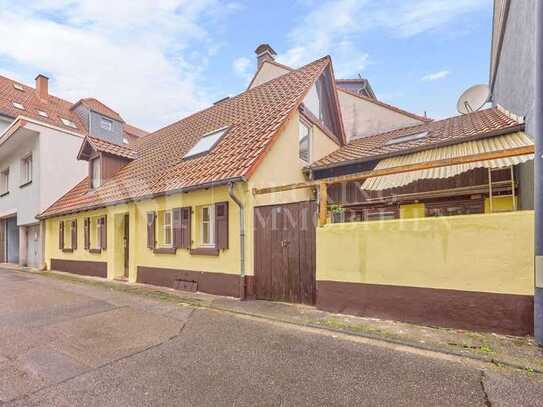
37;110;48;118
123;137;129;144
13;83;24;91
183;127;228;159
299;120;311;163
0;168;9;195
100;117;113;131
91;158;101;189
385;131;429;146
12;102;24;110
60;118;77;128
200;205;215;246
156;210;173;247
64;220;73;249
21;155;32;185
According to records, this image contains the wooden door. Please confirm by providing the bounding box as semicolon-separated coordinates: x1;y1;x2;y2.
254;201;317;304
123;214;129;277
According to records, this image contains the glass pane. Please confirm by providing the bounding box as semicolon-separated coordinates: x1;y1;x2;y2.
184;128;227;158
299;121;310;162
202;207;209;222
202;222;209;244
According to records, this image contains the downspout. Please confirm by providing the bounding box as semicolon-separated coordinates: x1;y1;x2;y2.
228;182;246;300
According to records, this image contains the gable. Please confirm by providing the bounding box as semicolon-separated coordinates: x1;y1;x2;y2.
248;61;291;89
338;89;428;142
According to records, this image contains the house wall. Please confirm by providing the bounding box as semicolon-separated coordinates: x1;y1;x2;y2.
316;211;534;335
249;62;290;89
338;90;425;142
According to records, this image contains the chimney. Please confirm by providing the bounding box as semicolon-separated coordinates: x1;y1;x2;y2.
255;43;277;70
35;74;49;99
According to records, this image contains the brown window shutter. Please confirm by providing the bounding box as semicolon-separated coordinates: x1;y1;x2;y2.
180;207;191;249
147;212;156;249
172;208;182;248
59;221;64;250
71;219;78;250
84;218;90;250
215;201;228;250
100;215;107;249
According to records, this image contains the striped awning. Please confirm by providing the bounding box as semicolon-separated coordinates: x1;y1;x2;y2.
362;132;534;191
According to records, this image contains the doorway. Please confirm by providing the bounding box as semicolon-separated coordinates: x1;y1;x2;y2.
254;201;317;305
123;214;129;278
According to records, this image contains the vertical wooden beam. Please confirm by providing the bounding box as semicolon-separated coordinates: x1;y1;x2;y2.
319;183;328;226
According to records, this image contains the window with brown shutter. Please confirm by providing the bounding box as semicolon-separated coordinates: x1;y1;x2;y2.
100;215;107;249
180;207;191;249
84;218;90;249
71;219;78;250
147;212;156;249
215;202;228;250
59;221;64;249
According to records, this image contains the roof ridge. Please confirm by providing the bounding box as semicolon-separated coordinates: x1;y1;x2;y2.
337;86;431;122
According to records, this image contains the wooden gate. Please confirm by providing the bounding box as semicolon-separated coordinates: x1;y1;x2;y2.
254;201;317;305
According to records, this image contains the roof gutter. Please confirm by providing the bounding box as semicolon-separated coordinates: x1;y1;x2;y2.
228;181;246;300
310;123;525;173
37;176;246;220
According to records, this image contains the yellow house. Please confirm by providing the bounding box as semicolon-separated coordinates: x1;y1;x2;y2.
39;56;342;302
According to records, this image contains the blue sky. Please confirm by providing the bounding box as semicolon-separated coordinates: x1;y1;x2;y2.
0;0;492;131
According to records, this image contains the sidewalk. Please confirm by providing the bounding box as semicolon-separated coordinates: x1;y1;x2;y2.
12;265;543;374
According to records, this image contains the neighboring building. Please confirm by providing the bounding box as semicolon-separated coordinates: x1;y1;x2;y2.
0;74;147;267
489;0;535;209
248;44;431;143
39;56;342;303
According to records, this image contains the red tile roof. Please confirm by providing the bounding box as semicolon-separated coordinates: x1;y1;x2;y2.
0;74;86;132
40;56;333;218
337;87;431;123
86;136;138;160
71;98;125;122
312;108;522;169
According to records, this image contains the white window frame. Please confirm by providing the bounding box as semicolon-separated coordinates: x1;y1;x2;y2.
100;117;113;131
162;210;173;247
20;154;32;185
298;119;312;163
91;158;101;189
0;168;9;195
60;117;77;128
200;205;215;247
37;110;48;118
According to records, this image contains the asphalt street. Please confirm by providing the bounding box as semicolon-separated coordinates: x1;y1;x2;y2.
0;268;541;406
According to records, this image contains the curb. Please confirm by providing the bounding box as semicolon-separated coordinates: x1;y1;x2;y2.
12;267;543;375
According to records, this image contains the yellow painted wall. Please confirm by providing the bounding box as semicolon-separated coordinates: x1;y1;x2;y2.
316;211;534;295
400;203;425;219
484;196;516;213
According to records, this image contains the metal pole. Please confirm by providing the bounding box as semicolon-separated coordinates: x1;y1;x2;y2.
534;0;543;345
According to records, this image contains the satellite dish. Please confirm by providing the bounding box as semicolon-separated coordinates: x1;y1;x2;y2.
457;84;491;114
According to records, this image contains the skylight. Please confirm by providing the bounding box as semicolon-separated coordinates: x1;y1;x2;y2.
60;118;77;128
12;102;24;110
13;83;24;91
183;127;228;159
385;131;429;146
38;110;48;118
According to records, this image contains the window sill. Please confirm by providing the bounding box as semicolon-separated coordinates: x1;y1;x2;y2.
153;247;177;254
89;248;102;254
190;247;219;256
62;248;74;253
0;191;8;198
19;180;32;189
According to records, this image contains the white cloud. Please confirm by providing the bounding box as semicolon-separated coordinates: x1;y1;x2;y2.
422;70;451;81
0;0;240;130
278;0;487;76
232;57;252;77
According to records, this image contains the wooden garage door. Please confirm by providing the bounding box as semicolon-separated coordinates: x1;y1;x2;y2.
254;201;317;305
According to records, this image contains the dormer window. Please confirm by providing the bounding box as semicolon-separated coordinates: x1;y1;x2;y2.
91;158;101;189
183;127;228;159
60;118;77;128
38;110;48;118
13;83;24;91
100;117;113;131
385;131;429;146
12;102;24;110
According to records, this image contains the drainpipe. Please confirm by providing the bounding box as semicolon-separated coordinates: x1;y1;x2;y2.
228;182;246;300
534;0;543;345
